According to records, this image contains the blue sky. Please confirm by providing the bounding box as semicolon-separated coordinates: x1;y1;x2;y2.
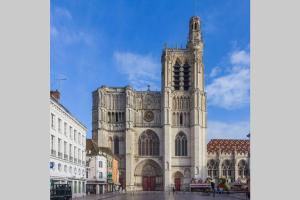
50;0;250;140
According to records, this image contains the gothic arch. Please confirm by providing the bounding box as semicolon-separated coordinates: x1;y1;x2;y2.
138;129;159;156
134;159;163;191
237;159;248;178
175;132;187;156
134;159;163;176
175;58;183;66
172;171;184;179
207;159;218;178
221;159;235;180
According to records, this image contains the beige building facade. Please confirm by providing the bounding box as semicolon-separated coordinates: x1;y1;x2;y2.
92;16;207;191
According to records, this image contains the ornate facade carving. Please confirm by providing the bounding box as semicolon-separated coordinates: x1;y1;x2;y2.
92;16;207;191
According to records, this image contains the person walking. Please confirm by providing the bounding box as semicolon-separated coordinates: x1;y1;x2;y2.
173;186;175;194
210;179;216;197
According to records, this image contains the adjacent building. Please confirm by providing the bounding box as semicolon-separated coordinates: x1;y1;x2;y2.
86;139;120;194
50;90;87;198
86;139;107;195
92;16;207;191
206;139;250;183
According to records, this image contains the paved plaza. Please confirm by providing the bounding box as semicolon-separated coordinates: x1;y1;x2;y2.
73;192;248;200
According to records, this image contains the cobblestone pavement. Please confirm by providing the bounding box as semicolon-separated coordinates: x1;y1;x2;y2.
72;191;248;200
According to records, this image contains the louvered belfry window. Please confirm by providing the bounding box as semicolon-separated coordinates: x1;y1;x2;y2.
173;60;190;91
173;61;180;90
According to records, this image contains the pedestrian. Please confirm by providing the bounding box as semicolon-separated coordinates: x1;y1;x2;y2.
173;186;175;194
210;179;216;197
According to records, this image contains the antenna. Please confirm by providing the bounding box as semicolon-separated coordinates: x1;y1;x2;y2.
55;77;67;91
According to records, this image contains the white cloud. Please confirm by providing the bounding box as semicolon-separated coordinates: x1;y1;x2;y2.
114;52;160;90
230;50;250;66
207;49;250;109
54;7;72;20
207;120;250;141
50;25;94;46
51;7;94;46
207;67;249;109
209;66;222;78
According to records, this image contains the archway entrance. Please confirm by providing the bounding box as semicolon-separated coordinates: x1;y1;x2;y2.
134;159;163;191
142;164;156;191
173;171;184;191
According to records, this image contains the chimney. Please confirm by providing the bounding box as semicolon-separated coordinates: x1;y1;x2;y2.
50;90;60;101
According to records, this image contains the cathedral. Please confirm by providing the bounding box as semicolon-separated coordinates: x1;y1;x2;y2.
92;16;207;191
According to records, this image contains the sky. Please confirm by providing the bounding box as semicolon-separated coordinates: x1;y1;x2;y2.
50;0;250;141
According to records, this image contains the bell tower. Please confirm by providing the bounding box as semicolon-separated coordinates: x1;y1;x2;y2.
162;16;207;191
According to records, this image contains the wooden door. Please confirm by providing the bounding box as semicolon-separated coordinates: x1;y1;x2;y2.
175;178;181;191
150;176;155;190
143;176;148;191
143;176;156;191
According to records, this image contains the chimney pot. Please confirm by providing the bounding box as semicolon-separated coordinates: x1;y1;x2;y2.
50;90;60;101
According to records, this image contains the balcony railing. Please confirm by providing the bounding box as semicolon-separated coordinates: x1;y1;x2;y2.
74;158;77;163
69;156;73;162
78;159;81;164
51;150;56;156
58;152;62;158
82;161;85;165
64;154;68;160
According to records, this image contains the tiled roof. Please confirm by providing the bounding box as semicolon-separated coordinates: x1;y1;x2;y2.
207;139;250;154
86;139;120;160
86;139;98;155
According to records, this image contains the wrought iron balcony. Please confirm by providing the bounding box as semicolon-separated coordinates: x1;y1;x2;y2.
69;156;73;162
51;149;56;156
74;158;77;163
58;152;62;158
64;154;68;160
78;159;81;164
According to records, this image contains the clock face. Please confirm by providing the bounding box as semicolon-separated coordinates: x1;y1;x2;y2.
144;111;154;122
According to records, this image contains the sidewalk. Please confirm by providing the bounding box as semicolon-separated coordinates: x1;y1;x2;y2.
72;192;126;200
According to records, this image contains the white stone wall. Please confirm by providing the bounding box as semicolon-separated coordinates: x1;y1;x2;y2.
50;98;87;198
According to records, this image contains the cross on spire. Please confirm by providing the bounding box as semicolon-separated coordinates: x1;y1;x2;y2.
147;85;151;91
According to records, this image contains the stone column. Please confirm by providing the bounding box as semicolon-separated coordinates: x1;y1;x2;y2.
163;89;172;191
125;87;135;191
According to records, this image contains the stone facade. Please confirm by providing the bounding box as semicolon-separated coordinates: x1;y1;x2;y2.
92;16;207;191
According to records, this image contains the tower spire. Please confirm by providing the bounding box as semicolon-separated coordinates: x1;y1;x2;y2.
187;16;202;49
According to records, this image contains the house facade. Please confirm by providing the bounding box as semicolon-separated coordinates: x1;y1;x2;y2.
50;90;87;198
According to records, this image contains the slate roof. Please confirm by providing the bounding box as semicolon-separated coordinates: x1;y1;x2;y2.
207;139;250;154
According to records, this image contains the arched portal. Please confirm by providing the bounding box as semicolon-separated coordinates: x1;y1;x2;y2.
134;159;163;191
173;171;184;191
